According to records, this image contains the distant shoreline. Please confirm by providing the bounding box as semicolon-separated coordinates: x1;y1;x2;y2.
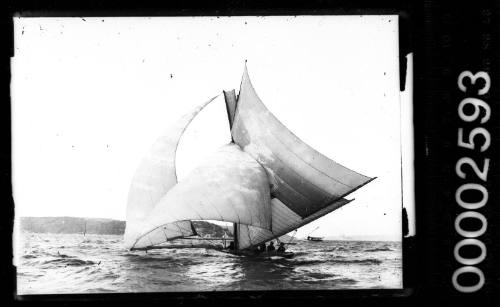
17;216;401;242
17;217;232;238
18;216;125;235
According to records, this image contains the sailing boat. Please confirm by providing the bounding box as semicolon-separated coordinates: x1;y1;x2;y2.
307;236;324;242
81;219;90;243
306;226;324;242
124;65;376;256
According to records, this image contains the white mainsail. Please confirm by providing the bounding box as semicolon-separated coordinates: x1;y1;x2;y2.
229;66;375;249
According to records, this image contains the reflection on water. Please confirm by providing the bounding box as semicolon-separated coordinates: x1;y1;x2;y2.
16;233;402;294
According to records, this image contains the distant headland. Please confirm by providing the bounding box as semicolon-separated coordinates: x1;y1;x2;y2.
18;216;231;237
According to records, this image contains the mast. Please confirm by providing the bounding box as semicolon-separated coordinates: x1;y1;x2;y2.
226;88;240;252
233;223;239;250
223;90;238;130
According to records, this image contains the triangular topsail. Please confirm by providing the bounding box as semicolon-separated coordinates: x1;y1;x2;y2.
124;66;375;251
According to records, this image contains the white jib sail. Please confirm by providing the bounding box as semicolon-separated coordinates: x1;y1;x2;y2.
124;97;217;249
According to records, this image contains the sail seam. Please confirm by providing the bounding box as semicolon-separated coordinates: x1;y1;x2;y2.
239;70;371;179
237;133;357;193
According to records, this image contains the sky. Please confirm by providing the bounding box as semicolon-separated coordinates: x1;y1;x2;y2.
12;16;414;241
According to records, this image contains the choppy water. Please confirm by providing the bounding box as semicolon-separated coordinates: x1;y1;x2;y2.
15;233;402;294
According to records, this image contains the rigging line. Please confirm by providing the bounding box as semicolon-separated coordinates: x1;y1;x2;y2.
172;221;187;238
307;226;320;237
161;227;170;241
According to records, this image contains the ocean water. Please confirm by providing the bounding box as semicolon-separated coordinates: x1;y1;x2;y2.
15;233;402;294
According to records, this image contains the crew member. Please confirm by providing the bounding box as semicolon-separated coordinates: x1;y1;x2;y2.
277;242;286;252
258;243;266;253
267;241;276;252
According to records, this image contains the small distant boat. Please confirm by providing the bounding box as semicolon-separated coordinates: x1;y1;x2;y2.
305;227;324;242
307;236;324;242
81;220;90;243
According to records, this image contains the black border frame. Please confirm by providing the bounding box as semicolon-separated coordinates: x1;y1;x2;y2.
4;1;418;305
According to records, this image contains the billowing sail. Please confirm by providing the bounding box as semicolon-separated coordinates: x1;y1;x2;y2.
230;66;375;249
124;97;217;248
127;144;272;249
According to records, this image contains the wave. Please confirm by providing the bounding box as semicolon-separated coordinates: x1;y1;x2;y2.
17;233;401;293
291;258;382;266
288;259;325;266
305;272;338;280
333;277;358;284
332;259;382;265
364;247;393;252
21;254;38;259
331;247;349;252
42;258;96;266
